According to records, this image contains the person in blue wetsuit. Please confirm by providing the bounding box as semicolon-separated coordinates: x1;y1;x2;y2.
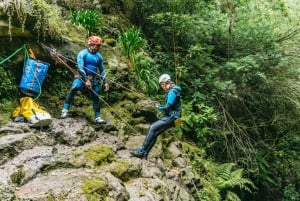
130;74;182;159
60;36;109;124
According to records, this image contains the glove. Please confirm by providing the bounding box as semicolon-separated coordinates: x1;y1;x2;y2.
157;105;165;110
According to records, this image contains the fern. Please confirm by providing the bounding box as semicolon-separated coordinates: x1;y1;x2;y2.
199;177;221;201
212;163;256;200
225;191;241;201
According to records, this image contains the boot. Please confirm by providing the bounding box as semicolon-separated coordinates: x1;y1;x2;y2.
130;147;148;159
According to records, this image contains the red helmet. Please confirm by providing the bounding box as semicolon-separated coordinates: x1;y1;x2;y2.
88;36;103;45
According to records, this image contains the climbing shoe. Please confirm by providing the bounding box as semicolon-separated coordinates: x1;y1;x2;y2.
130;147;148;159
60;109;68;119
95;117;106;124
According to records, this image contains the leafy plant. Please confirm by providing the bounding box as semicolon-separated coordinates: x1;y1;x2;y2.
179;91;217;150
211;163;256;201
117;28;153;93
0;64;18;101
71;9;103;35
117;28;147;62
283;184;300;201
131;52;159;95
2;0;72;40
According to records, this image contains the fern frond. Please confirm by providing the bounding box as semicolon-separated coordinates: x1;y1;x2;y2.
225;191;241;201
212;163;256;197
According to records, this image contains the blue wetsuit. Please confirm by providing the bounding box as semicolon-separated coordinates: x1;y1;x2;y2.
63;49;107;118
142;85;182;155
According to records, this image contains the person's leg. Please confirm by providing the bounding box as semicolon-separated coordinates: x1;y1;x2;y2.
61;79;84;118
131;117;174;159
143;118;174;154
91;81;106;124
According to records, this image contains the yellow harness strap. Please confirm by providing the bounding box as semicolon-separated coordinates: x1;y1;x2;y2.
174;117;183;127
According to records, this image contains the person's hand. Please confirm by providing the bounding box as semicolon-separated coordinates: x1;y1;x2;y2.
104;83;109;91
85;79;92;90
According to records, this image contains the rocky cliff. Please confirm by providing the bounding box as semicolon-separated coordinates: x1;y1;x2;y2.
0;112;199;200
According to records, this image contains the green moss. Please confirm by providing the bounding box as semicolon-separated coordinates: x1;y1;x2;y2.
80;176;108;201
109;161;140;182
0;112;12;127
10;166;25;185
181;142;202;156
46;189;72;201
85;145;115;166
74;145;115;167
105;38;117;47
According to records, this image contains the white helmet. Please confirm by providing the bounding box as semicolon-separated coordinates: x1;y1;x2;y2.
159;74;171;83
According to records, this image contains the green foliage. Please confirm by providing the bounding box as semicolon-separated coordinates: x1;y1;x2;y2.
131;53;159;95
211;163;256;200
179;91;217;149
181;144;255;201
2;0;80;41
117;28;156;93
283;184;300;201
197;161;256;201
81;145;115;166
117;27;147;59
1;1;300;201
0;65;18;101
10;166;25;186
132;1;300;200
71;9;103;35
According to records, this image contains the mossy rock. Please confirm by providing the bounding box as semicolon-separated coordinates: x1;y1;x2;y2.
10;166;25;186
108;160;141;182
80;176;108;201
73;145;115;167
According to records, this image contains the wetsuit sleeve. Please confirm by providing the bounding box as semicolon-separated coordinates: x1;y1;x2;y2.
98;54;107;83
157;90;177;111
77;50;87;80
166;90;177;105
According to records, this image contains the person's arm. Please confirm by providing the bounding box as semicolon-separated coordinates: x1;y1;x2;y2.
98;53;109;91
157;90;177;111
77;50;87;80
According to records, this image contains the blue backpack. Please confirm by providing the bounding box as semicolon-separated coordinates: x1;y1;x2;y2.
19;58;50;97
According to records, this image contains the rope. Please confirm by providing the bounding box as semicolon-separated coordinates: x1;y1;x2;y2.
40;43;148;100
66;54;147;99
0;44;27;65
53;50;140;134
41;43;156;102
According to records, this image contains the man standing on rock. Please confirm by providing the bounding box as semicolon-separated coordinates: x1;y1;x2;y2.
60;36;109;124
130;74;182;159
